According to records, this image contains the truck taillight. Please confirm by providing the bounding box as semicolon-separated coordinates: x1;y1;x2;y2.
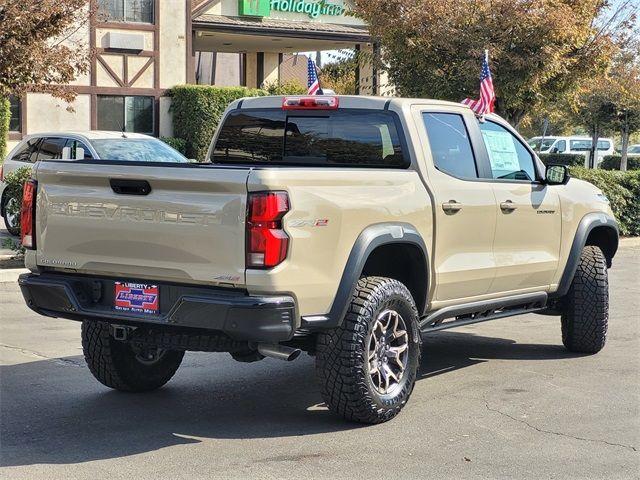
247;192;289;268
20;180;37;250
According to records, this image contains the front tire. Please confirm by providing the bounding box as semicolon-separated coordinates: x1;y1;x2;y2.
561;246;609;354
81;321;184;392
315;277;421;424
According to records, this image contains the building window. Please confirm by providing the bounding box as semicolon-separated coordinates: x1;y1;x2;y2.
9;96;21;132
97;96;154;135
98;0;154;24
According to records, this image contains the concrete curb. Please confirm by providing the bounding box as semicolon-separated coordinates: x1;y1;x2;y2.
0;267;29;283
0;255;25;269
619;237;640;247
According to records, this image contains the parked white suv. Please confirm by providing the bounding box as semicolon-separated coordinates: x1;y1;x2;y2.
1;131;188;234
527;136;614;166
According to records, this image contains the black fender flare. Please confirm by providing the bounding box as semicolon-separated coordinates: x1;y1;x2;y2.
300;223;430;329
553;212;618;298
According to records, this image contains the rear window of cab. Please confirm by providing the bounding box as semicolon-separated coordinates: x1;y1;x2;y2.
211;109;408;168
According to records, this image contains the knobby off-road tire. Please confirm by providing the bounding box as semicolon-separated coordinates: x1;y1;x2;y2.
81;321;184;392
561;246;609;354
316;276;421;424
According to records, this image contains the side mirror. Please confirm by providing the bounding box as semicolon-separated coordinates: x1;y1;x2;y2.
550;146;559;154
545;164;570;185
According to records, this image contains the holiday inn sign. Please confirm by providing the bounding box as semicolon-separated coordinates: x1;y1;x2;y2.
239;0;346;18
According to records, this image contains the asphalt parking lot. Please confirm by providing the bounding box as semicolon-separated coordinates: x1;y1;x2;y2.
1;243;638;479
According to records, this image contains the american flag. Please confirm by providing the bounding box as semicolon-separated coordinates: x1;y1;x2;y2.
462;50;495;115
307;57;320;95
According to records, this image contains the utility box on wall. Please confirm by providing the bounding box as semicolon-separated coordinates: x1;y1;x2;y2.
103;32;145;52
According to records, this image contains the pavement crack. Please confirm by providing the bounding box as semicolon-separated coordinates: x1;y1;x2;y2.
483;398;637;452
0;343;83;367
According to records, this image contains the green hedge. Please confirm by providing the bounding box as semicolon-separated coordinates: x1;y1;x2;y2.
0;97;10;161
170;85;267;161
599;155;640;171
538;153;585;166
263;81;307;95
570;166;640;236
160;137;187;156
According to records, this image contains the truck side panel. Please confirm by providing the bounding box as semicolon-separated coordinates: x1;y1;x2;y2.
245;168;433;317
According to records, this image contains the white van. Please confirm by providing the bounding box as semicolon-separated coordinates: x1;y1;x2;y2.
527;136;614;166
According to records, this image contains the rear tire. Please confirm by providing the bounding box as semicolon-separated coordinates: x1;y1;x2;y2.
561;246;609;354
81;321;184;392
315;277;421;424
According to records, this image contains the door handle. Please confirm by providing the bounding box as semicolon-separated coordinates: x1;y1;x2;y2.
500;200;517;212
110;179;152;196
442;201;463;213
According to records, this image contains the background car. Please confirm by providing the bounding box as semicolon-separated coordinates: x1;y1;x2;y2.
627;144;640;157
1;131;189;235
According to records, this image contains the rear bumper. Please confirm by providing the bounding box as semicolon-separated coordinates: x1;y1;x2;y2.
19;272;297;343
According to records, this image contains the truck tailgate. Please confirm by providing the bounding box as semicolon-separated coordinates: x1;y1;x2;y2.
33;161;249;286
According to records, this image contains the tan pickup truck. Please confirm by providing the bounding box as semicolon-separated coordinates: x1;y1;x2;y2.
18;95;618;424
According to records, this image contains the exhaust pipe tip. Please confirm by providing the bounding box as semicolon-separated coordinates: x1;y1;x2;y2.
257;343;302;362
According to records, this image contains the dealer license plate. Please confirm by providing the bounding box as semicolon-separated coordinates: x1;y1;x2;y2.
114;282;159;314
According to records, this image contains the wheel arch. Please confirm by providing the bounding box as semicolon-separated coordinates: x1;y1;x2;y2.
553;212;618;298
301;223;430;329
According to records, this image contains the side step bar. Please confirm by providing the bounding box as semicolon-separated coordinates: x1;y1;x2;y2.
419;292;548;333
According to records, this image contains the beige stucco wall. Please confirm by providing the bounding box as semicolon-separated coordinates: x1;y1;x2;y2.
26;94;91;133
159;1;188;88
245;52;258;88
159;97;174;138
263;52;280;86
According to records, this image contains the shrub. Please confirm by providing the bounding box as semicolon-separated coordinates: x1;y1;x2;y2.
0;97;10;161
538;153;585;166
263;81;307;95
570;166;640;236
170;85;267;161
599;155;640;171
2;165;33;231
160;137;187;156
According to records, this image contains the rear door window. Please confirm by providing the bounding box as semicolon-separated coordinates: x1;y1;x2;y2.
212;109;407;168
37;137;68;160
422;113;478;179
12;138;41;163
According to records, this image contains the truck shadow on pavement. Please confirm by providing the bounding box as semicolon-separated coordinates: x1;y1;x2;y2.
0;331;583;467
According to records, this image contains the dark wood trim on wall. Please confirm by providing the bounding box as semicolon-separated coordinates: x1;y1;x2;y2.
354;44;361;95
95;21;156;31
278;52;283;83
257;52;264;88
186;0;195;84
97;56;125;87
240;54;247;87
126;57;155;87
372;42;379;95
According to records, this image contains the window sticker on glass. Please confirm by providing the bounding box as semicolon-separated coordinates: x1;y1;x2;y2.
482;130;520;172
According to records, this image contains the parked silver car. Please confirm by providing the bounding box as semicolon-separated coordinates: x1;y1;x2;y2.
1;131;188;234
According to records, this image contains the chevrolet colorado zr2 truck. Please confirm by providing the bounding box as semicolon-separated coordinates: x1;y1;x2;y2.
18;95;618;424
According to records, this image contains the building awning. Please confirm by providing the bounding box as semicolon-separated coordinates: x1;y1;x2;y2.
193;13;371;42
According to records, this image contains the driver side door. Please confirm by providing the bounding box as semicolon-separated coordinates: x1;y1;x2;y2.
479;119;562;294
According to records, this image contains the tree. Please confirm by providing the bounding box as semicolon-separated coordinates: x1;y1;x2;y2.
0;0;90;102
352;0;634;126
571;31;640;169
320;52;358;95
